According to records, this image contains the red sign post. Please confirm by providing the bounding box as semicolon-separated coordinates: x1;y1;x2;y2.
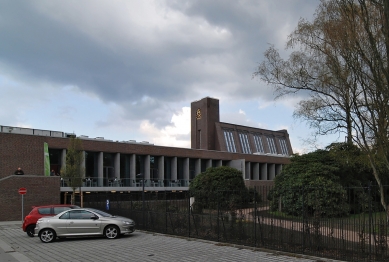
19;187;27;195
19;187;27;222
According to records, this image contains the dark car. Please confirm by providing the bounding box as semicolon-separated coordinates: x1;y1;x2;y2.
22;204;79;237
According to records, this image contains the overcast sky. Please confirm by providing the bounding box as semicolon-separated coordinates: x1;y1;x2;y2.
0;0;342;153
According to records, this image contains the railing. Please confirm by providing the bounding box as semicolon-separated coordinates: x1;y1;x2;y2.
60;177;190;188
72;185;389;262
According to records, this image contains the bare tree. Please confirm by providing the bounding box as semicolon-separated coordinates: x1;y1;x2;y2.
254;0;389;212
61;137;84;205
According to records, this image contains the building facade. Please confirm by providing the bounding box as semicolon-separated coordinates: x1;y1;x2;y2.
0;97;292;220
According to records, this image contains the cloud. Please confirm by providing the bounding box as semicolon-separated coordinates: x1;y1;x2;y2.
140;107;191;148
0;0;325;153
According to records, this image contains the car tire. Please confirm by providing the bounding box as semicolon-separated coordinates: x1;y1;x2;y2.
104;225;120;239
26;225;35;237
39;229;56;243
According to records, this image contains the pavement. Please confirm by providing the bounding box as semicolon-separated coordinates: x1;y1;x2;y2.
0;221;344;262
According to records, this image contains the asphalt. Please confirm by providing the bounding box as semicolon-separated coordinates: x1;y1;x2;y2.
0;221;344;262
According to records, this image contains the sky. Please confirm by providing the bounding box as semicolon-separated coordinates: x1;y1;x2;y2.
0;0;343;154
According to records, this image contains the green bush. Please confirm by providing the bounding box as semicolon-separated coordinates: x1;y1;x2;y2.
189;166;249;211
269;150;350;217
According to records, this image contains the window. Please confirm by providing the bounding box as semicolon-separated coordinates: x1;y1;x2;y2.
238;131;251;154
38;208;51;215
53;207;72;214
253;134;264;153
266;137;277;154
223;129;236;153
68;210;93;219
59;212;70;219
279;138;289;155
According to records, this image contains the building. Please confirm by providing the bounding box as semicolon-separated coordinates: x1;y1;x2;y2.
0;97;292;220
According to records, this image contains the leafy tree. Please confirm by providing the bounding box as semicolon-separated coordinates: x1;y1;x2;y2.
270;150;349;217
61;137;84;205
189;166;249;212
254;0;389;214
326;142;373;186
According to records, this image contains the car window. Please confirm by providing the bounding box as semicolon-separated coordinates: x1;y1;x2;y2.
38;207;51;215
69;210;93;219
53;207;72;214
59;212;70;219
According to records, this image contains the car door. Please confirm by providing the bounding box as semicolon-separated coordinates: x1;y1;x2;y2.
66;210;101;235
54;211;72;235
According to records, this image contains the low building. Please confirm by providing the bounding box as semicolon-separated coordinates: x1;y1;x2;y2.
0;97;292;220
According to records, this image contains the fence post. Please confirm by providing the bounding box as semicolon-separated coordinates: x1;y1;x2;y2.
188;192;190;238
254;187;257;247
302;186;305;253
368;182;372;261
217;190;220;242
165;190;168;234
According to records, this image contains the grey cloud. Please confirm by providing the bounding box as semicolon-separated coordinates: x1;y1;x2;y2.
0;0;320;127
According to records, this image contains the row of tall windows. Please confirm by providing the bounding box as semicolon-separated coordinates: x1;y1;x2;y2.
224;129;289;155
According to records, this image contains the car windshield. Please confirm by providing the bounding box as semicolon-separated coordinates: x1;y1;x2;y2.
88;209;113;217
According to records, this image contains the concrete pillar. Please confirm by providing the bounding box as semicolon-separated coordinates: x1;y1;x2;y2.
183;158;189;186
245;162;250;180
130;154;136;185
81;151;86;178
158;156;164;180
260;163;267;180
114;153;120;179
61;149;66;172
268;163;275;180
229;159;245;179
144;155;150;186
253;162;259;180
195;159;201;177
171;157;177;180
97;152;103;186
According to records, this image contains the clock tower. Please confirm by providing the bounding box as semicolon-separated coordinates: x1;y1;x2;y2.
191;97;220;150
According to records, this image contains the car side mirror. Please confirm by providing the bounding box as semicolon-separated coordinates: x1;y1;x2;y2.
91;215;99;220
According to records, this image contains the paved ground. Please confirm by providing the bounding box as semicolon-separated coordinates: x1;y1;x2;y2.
0;221;343;262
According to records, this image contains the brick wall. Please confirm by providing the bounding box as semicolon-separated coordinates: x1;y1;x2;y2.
0;176;61;221
0;133;47;178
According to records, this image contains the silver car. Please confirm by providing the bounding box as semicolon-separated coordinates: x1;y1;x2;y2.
35;208;135;243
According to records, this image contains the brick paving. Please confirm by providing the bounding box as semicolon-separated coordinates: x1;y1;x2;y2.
0;221;343;262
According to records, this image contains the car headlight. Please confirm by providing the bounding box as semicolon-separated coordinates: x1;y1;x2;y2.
123;220;134;225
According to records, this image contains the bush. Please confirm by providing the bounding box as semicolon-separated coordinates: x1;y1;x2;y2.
269;150;350;217
189;166;249;211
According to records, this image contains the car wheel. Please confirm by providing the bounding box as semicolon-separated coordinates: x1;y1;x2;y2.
26;225;35;237
39;229;56;243
104;225;119;239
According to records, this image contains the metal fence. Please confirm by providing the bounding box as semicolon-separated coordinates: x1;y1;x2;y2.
72;184;389;262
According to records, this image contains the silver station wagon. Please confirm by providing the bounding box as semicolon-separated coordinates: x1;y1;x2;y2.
35;208;135;243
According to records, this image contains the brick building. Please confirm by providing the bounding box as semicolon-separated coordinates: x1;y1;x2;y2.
0;97;292;220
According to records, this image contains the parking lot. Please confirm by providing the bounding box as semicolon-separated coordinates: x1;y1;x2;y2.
0;221;341;262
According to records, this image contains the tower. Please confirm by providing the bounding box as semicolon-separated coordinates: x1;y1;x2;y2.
191;97;220;150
